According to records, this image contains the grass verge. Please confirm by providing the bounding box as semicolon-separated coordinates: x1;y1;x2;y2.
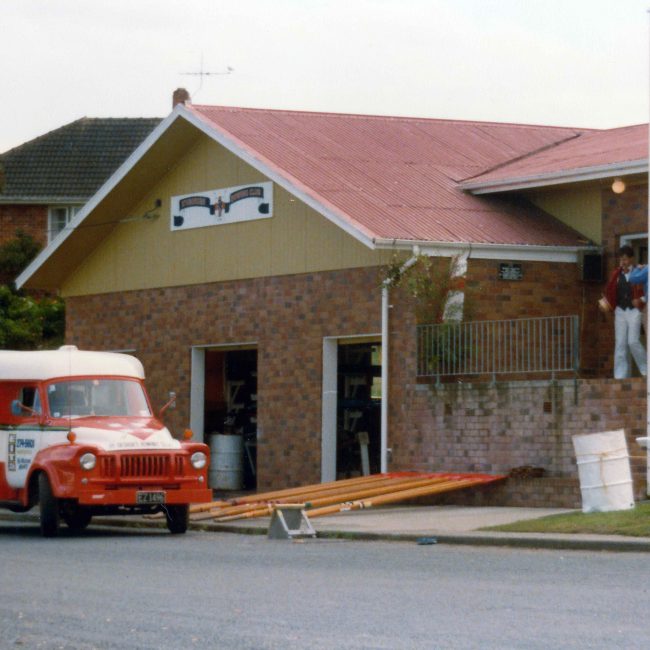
482;501;650;537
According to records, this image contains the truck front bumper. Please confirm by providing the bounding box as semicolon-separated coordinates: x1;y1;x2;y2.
76;486;212;506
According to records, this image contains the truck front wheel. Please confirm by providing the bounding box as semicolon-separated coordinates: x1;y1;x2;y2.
61;503;92;532
165;504;189;534
38;473;60;538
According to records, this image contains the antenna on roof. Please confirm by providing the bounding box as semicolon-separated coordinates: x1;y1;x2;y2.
181;52;233;98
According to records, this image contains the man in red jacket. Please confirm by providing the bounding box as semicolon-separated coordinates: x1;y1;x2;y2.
603;245;647;379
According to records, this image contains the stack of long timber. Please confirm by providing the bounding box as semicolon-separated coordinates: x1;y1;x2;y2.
189;472;506;523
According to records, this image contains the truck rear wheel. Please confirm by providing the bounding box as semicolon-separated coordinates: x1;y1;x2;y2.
38;473;60;538
165;504;189;534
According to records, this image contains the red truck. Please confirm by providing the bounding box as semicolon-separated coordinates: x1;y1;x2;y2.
0;346;211;536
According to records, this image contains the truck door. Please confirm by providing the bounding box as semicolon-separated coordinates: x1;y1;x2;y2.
5;385;43;489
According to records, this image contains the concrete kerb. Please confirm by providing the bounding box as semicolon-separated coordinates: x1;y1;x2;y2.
3;511;650;552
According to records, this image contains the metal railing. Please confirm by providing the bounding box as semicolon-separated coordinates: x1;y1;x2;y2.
416;315;580;381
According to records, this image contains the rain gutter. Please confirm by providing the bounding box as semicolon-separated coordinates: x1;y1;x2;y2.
373;238;584;263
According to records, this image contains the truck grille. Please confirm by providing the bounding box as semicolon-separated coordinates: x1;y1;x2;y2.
120;454;170;478
98;454;183;479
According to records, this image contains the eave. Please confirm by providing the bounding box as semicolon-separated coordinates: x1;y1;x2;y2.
460;159;648;194
17;111;203;290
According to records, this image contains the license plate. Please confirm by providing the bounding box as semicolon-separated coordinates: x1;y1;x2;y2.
136;491;166;505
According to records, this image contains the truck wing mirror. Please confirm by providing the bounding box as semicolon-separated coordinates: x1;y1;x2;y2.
158;391;177;418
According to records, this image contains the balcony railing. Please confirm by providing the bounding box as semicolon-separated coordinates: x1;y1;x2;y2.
416;315;580;382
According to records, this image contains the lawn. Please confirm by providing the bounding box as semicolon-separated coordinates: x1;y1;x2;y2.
482;501;650;537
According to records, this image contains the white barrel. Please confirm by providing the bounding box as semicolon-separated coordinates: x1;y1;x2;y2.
209;434;244;490
572;430;634;513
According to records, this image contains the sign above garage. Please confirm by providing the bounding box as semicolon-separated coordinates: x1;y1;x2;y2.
171;181;273;231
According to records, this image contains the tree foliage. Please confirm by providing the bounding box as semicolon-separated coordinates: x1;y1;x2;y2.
0;230;41;284
0;230;65;350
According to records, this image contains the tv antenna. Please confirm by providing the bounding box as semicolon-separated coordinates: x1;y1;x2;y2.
181;53;234;97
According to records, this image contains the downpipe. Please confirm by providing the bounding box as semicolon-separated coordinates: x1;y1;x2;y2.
381;246;420;473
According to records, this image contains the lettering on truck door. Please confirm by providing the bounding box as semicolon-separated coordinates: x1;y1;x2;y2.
5;385;43;489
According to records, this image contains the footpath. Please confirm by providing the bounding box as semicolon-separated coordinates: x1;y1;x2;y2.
183;505;650;552
3;505;650;551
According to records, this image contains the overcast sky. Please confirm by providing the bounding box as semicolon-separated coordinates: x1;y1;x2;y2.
2;0;649;153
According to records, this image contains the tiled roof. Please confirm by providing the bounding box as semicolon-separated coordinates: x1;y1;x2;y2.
0;117;161;201
461;123;647;192
188;105;589;247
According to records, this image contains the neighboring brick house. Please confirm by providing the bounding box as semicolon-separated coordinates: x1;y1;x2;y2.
17;99;649;506
0;117;161;249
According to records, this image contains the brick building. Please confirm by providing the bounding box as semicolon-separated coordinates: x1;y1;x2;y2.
17;99;648;506
0;117;161;249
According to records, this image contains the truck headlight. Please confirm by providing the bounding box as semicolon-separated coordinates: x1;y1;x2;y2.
79;453;97;471
190;451;207;469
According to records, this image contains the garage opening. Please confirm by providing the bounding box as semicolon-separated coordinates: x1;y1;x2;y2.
204;347;257;490
336;341;382;479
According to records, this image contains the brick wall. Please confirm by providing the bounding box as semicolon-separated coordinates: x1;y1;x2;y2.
0;204;48;247
66;268;387;490
393;377;647;508
602;183;647;270
63;257;640;507
598;183;649;377
465;258;604;375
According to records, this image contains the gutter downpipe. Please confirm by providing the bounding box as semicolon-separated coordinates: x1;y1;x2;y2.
380;245;420;473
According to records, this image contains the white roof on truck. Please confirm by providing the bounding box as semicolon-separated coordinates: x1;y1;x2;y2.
0;346;145;381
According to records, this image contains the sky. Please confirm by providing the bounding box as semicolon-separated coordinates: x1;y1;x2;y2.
2;0;650;153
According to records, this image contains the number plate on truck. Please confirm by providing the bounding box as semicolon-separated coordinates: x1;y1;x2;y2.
136;491;166;504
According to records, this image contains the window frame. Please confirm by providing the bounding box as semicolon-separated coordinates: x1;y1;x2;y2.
47;205;81;243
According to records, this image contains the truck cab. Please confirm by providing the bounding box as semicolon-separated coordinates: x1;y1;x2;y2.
0;346;211;536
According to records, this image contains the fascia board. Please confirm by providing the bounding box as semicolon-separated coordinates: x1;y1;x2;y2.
372;238;581;263
461;159;648;194
179;106;377;250
16;110;187;289
0;196;89;205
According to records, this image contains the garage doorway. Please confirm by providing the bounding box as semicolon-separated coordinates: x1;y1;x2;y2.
321;337;381;482
203;347;258;490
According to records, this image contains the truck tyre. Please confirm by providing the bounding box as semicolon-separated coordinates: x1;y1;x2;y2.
62;505;92;532
38;473;60;538
165;504;189;534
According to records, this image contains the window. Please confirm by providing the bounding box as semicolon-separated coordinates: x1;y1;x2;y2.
14;386;41;417
48;205;81;242
46;379;151;418
620;233;648;265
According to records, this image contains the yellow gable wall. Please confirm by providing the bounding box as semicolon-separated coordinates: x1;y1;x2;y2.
62;134;392;297
529;186;602;245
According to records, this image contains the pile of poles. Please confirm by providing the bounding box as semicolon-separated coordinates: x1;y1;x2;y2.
189;471;506;523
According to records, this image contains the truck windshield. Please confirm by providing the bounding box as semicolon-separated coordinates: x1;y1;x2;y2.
46;379;151;418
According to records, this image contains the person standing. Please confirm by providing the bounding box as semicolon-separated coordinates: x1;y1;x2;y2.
602;245;647;379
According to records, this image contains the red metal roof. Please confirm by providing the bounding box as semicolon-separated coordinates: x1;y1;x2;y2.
188;105;589;248
461;123;647;192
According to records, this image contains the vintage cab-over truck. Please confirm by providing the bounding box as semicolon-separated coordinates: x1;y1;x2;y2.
0;346;211;536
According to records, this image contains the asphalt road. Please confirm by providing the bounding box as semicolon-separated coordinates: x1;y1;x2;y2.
1;519;649;650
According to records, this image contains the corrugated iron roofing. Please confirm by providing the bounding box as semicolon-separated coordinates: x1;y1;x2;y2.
0;117;162;200
462;123;647;186
189;105;589;247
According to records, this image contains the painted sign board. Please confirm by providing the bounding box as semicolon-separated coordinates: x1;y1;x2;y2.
171;181;273;231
